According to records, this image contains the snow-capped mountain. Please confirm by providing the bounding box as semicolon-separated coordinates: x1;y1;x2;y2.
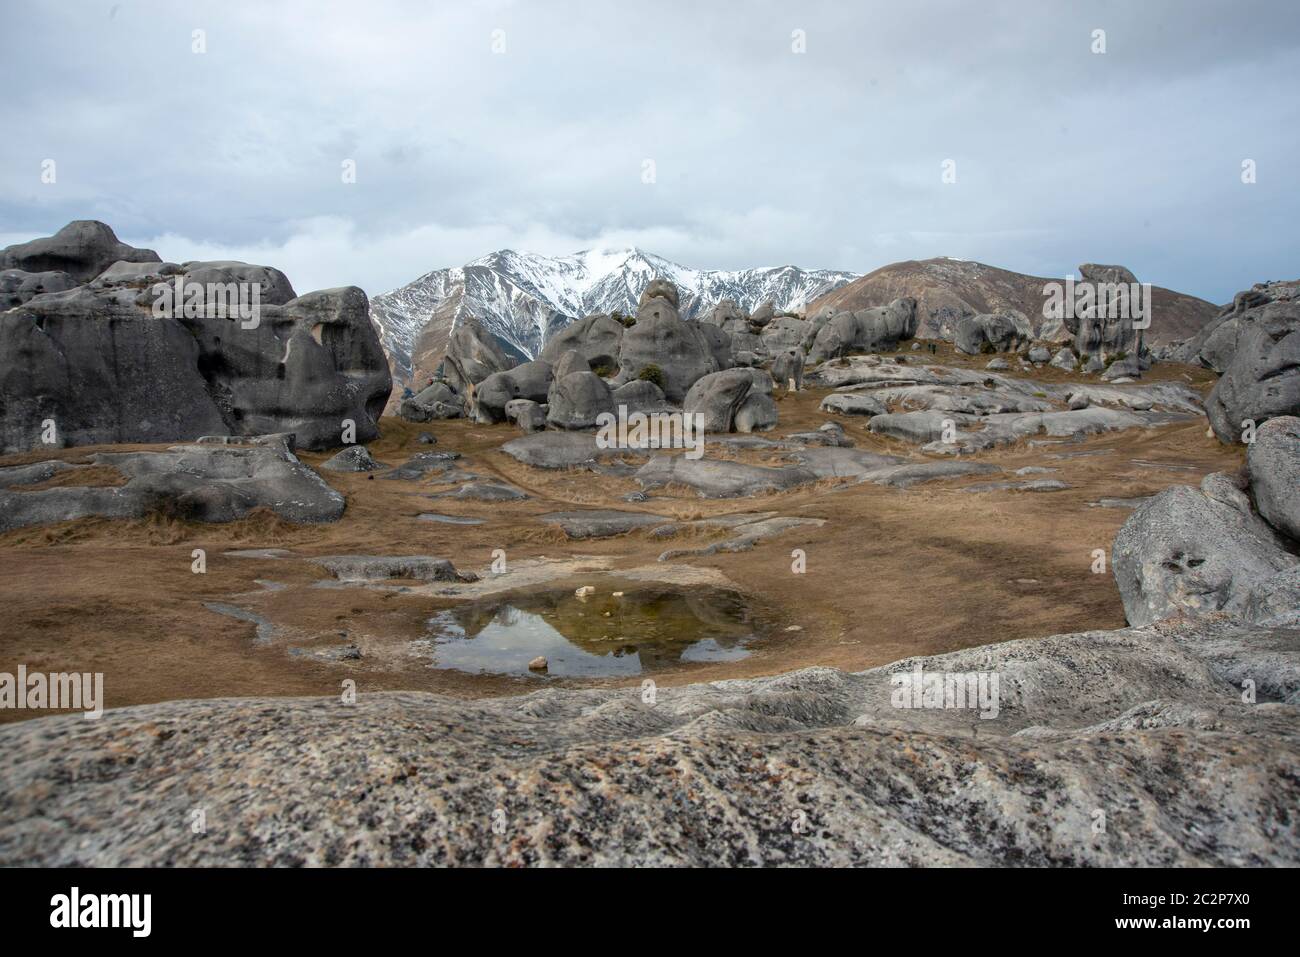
370;248;857;387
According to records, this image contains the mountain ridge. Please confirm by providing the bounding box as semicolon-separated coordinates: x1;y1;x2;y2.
369;248;857;388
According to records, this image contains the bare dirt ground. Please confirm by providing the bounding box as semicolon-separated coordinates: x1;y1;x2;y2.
0;347;1235;723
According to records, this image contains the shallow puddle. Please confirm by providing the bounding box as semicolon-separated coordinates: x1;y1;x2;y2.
424;581;761;677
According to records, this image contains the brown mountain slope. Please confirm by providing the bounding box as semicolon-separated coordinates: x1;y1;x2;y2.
807;258;1219;346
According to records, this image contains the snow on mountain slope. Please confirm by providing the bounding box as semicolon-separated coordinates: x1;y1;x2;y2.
370;248;857;387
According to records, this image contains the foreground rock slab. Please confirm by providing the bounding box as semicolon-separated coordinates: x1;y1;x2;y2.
0;617;1295;866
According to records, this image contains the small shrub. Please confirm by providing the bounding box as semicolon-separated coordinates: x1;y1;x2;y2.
637;364;665;389
592;361;616;378
979;340;997;355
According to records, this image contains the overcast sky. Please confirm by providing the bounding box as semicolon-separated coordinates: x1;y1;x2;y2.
2;0;1297;303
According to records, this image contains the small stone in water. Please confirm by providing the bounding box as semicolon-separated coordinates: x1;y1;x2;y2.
528;656;548;671
575;586;595;599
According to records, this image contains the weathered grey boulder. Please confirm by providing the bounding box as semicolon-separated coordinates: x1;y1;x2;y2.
444;316;512;394
1050;347;1078;371
1206;303;1300;444
704;298;746;326
0;268;77;309
609;379;673;416
320;445;385;472
473;360;552;424
1112;483;1296;627
1083;353;1106;373
551;349;590;381
734;393;778;433
1;220;160;282
0;278;391;453
635;296;680;324
954;313;1028;355
1101;356;1142;381
1027;345;1052;363
820;393;887;417
504;399;547;433
1169;279;1298;371
758;316;811;354
635;455;816;498
167;260;298;306
683;369;754;433
499;431;639;470
1244;567;1300;627
771;349;805;390
638;278;679;309
614;312;718;402
399;381;463;421
697;321;735;372
538;314;625;371
1059;263;1149;366
808;298;918;362
1247;416;1300;542
749;302;776;327
546;371;614;430
0;443;346;531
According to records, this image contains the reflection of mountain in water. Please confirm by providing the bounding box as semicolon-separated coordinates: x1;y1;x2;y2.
425;585;757;677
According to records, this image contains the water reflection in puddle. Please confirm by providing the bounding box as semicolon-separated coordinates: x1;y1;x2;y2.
424;583;759;677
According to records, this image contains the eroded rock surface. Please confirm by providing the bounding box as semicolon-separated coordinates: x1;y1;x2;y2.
1;616;1295;866
0;443;346;530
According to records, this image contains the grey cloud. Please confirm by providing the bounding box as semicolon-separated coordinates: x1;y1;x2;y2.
0;0;1296;302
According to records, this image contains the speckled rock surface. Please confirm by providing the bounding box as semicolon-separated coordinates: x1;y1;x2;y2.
1;618;1296;867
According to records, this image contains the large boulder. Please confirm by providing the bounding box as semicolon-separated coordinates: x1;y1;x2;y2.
0;269;78;309
504;398;547;433
1112;480;1296;627
538;313;625;371
1206;301;1300;444
704;298;746;326
472;360;552;424
954;312;1029;355
749;302;776;327
697;321;735;372
610;379;673;416
683;369;754;433
758;316;810;354
399;381;463;421
1169;279;1298;370
547;371;613;430
771;348;805;390
1248;416;1300;542
320;445;385;472
615;311;718;402
1065;263;1146;362
808;299;918;362
638;278;679;309
443;316;512;394
2;282;391;453
1;221;160;282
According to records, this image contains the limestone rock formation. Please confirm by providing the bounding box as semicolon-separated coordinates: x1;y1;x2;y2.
0;222;392;453
1205;293;1300;444
0;442;346;531
1;220;160;282
807;298;918;362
